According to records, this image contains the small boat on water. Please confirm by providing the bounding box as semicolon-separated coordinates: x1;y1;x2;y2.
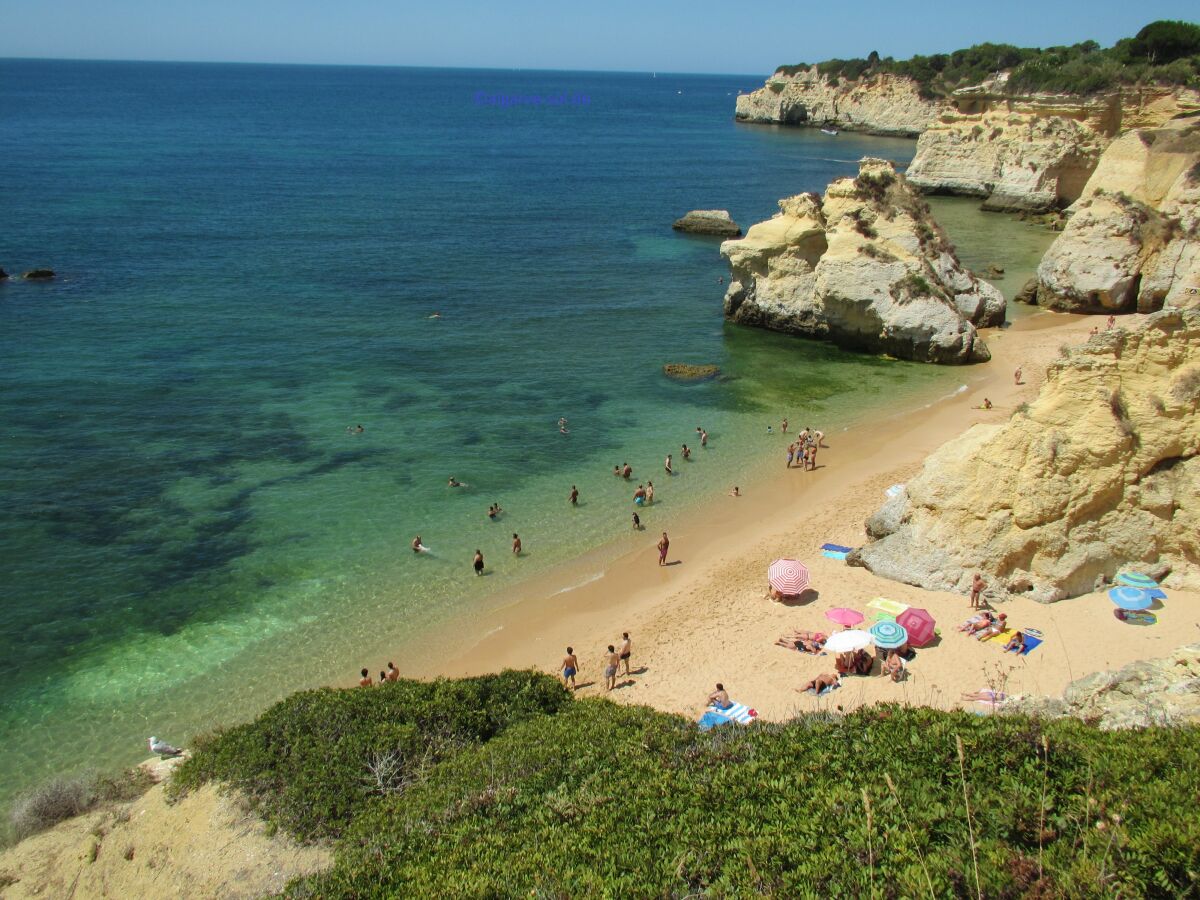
821;128;839;136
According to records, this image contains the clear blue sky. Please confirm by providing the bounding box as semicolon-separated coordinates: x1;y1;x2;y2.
1;0;1197;74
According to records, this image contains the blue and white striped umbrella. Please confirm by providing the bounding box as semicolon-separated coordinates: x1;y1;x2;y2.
1109;587;1153;611
1116;572;1158;589
869;620;909;649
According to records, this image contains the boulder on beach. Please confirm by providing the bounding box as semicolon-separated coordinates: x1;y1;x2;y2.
662;363;720;380
22;269;55;280
673;210;741;236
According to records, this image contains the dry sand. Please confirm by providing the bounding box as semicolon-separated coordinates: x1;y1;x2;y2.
426;311;1200;719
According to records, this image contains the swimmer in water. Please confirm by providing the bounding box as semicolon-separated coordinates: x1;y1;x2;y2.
613;465;621;477
664;454;673;475
681;444;691;460
448;476;464;488
412;535;427;553
569;485;579;506
473;549;485;576
428;311;441;319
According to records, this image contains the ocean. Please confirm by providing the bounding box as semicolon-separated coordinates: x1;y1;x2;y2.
0;59;1054;813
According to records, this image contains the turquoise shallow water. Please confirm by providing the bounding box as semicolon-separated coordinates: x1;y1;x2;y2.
0;60;1045;812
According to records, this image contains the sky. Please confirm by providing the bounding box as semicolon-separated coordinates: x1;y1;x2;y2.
1;0;1197;75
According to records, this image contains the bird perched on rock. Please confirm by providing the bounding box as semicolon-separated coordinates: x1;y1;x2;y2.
148;736;183;758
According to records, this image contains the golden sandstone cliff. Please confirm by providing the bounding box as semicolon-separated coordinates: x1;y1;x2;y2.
1033;115;1200;313
736;69;1200;214
852;309;1200;602
720;158;1004;364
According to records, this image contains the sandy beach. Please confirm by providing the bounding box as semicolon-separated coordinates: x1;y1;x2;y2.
420;310;1200;718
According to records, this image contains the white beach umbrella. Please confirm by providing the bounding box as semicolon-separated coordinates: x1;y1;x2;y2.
823;629;872;653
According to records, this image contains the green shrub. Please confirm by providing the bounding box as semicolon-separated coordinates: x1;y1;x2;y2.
288;703;1200;897
171;670;569;840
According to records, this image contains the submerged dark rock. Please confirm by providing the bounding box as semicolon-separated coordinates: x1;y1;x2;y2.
22;269;55;280
663;363;720;380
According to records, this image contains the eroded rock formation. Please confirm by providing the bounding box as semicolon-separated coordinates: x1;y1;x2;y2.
852;309;1200;602
673;210;740;236
735;71;938;136
1035;116;1200;313
1006;643;1200;730
720;158;1003;364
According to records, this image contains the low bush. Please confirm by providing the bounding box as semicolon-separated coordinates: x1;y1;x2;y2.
171;670;569;840
9;775;96;839
285;702;1200;897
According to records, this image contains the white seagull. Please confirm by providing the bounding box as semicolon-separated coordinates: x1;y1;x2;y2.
148;736;183;758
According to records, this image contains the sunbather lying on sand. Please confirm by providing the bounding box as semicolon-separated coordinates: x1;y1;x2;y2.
974;613;1007;640
798;673;840;694
774;630;826;653
961;689;1006;703
957;612;994;635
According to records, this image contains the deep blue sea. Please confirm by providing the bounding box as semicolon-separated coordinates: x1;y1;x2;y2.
0;59;1053;813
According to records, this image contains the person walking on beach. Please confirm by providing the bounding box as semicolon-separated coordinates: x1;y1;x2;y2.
646;481;655;504
970;572;986;609
603;645;620;691
664;454;673;475
569;485;579;506
512;533;522;556
561;647;579;690
358;668;373;688
618;632;632;676
1014;368;1023;385
657;532;670;566
632;511;641;530
473;549;485;576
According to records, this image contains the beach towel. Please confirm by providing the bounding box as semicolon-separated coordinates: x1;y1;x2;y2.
985;627;1044;655
867;598;909;618
1114;609;1157;626
822;549;849;560
698;702;757;730
803;681;841;697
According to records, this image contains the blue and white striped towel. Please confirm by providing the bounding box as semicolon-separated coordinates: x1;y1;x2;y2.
706;702;757;725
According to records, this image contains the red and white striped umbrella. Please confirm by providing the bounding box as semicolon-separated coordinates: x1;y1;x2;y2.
768;558;810;596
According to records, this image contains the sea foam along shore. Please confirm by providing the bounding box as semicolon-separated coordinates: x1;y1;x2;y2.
421;308;1200;720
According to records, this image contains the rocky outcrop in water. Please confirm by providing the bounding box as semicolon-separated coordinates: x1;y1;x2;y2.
22;269;55;280
673;210;740;236
1035;116;1200;313
852;309;1200;602
720;158;1003;364
662;363;720;380
735;71;938;136
1006;644;1200;730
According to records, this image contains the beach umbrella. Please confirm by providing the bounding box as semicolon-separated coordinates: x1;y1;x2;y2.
768;559;810;596
1116;571;1158;589
896;607;936;647
824;629;872;653
869;620;909;649
825;607;865;627
1108;587;1153;611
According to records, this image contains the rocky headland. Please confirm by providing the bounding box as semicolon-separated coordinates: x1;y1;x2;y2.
851;308;1200;602
1033;115;1200;313
720;157;1003;364
736;67;1200;214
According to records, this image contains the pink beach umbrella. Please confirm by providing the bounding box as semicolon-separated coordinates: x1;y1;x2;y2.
767;559;810;596
825;607;865;627
896;607;936;647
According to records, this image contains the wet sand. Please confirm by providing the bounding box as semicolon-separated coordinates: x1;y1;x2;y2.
411;311;1200;718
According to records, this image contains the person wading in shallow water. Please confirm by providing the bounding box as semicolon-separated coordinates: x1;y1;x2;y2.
473;549;485;575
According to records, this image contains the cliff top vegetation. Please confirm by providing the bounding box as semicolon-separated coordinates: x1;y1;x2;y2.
775;20;1200;98
166;669;1200;897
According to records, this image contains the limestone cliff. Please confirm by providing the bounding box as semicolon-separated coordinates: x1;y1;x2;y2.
735;71;938;136
852;309;1200;602
1034;116;1200;313
737;66;1200;212
1006;643;1200;730
720;158;1003;364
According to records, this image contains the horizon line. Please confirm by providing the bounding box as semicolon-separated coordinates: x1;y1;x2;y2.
0;54;767;80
